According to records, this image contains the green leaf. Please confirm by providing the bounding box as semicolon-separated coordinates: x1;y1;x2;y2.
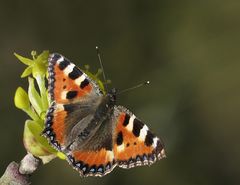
23;120;57;157
21;66;32;78
56;152;66;160
14;87;30;110
35;74;49;110
28;77;43;116
37;50;49;64
85;70;106;94
14;87;39;121
14;53;33;66
32;62;47;78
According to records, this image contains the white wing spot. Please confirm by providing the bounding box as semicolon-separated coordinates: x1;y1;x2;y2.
152;137;159;148
75;75;86;86
64;63;75;76
117;144;125;153
57;56;64;64
161;149;166;158
61;91;67;100
139;125;149;141
56;104;64;111
106;151;114;161
126;115;135;132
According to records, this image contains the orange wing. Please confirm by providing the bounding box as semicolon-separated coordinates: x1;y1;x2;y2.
48;53;102;104
43;53;102;150
113;106;166;168
67;148;116;177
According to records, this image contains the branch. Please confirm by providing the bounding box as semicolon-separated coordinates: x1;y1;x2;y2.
0;153;42;185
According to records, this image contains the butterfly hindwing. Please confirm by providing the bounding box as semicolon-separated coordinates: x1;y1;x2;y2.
67;149;116;177
66;117;116;177
112;106;166;168
43;53;103;150
65;106;166;177
43;99;101;150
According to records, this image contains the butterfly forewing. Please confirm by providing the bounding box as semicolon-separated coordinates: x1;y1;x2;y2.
43;53;103;150
48;53;102;103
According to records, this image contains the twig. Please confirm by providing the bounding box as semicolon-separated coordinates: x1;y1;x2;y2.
0;153;42;185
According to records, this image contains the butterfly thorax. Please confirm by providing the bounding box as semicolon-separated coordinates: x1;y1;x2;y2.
106;88;117;105
94;88;117;120
75;88;117;144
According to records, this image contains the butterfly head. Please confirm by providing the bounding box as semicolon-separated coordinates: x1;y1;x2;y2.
107;88;117;105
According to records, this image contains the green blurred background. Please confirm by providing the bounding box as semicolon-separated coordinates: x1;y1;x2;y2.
0;0;239;185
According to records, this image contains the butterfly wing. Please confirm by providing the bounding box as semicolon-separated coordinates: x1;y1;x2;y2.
43;53;103;151
66;105;166;177
112;106;166;168
48;53;102;104
66;115;117;177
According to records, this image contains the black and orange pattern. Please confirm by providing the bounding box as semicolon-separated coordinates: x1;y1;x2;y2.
43;53;166;177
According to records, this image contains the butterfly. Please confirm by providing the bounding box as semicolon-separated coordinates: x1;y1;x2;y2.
42;53;166;177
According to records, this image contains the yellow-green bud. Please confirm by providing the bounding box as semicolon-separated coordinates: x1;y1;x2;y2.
14;87;30;110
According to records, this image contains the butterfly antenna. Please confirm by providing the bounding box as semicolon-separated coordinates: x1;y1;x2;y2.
117;81;150;95
96;46;108;91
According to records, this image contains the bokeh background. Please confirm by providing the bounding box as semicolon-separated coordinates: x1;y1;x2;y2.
0;1;240;185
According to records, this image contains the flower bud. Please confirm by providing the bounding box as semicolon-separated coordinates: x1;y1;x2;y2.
14;87;30;110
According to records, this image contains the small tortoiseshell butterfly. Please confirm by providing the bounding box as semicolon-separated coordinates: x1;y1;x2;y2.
43;53;166;177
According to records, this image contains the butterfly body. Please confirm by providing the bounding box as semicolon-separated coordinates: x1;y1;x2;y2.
43;53;166;177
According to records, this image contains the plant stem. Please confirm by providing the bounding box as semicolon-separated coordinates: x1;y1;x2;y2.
24;108;39;121
35;75;48;111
